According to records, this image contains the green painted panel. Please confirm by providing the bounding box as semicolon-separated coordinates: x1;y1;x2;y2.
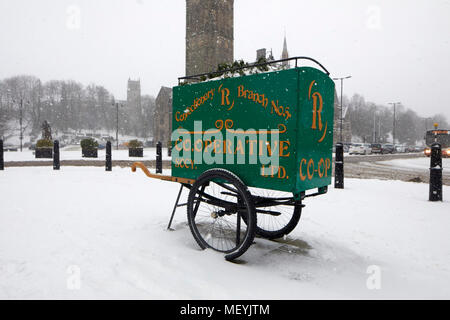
295;67;335;192
171;67;335;195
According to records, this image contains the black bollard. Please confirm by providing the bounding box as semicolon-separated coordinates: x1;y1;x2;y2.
0;139;4;170
106;141;112;171
168;145;172;157
335;143;344;189
429;142;442;201
156;141;162;174
53;140;60;170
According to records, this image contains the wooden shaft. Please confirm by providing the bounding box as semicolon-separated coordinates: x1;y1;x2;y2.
131;162;195;184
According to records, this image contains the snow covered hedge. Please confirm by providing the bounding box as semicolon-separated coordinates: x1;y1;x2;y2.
80;138;98;149
128;139;143;149
36;139;53;148
180;58;286;85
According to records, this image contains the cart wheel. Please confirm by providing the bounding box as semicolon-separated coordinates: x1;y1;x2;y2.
247;188;302;240
187;169;257;261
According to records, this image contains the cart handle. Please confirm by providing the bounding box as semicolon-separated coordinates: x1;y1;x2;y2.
131;162;195;184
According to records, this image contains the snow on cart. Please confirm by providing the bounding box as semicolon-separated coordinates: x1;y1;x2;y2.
132;57;335;260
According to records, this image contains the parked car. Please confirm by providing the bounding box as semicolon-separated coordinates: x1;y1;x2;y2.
144;140;154;147
381;144;395;154
395;145;407;153
370;143;382;154
3;144;18;152
406;145;416;153
349;143;372;155
343;143;352;153
101;135;115;142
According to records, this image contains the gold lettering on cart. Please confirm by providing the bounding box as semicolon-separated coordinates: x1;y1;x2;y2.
299;157;331;181
179;119;287;135
175;89;215;122
219;84;235;110
308;80;328;143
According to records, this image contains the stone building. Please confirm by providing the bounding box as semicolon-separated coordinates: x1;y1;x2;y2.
152;87;172;146
185;0;234;76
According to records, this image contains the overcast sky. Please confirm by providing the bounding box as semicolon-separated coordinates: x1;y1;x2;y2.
1;0;449;121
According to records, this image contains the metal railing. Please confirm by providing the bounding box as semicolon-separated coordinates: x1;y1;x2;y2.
178;56;330;84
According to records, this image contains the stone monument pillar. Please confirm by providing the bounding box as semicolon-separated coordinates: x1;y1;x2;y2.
186;0;234;76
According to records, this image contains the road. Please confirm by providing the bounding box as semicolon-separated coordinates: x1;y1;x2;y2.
335;153;450;186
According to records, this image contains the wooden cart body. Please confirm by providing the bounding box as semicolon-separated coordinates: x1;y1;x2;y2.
171;67;335;197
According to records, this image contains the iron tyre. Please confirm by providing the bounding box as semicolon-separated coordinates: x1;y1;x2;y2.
187;169;257;261
248;188;302;240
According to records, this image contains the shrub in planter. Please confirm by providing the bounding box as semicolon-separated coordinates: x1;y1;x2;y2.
128;139;143;157
81;138;98;158
35;139;53;158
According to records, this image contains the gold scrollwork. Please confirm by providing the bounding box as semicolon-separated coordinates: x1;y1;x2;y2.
178;119;287;135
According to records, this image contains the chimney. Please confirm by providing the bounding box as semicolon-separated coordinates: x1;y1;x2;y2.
256;48;266;61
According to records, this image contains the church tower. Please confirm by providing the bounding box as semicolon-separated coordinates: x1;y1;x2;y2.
185;0;234;76
127;79;141;111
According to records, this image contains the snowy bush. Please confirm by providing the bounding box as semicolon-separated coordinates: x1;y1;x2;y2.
36;139;53;148
128;139;143;149
180;58;283;85
80;138;98;149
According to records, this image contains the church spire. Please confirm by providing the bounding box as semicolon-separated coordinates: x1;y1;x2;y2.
281;32;289;67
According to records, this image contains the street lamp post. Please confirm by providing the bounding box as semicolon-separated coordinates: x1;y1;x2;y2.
112;102;123;150
378;114;382;143
332;76;352;142
20;99;23;152
425;117;432;131
373;110;377;143
388;102;401;144
12;98;29;152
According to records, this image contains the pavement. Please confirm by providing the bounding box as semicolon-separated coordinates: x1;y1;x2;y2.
2;159;171;169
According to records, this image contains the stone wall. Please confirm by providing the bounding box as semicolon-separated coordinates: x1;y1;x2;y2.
152;86;172;146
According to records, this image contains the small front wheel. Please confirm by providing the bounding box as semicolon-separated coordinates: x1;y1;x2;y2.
187;169;257;261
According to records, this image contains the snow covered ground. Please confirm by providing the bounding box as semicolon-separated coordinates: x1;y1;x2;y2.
0;166;449;299
2;147;171;162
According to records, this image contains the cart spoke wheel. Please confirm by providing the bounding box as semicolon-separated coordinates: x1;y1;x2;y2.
247;187;302;240
187;169;256;261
